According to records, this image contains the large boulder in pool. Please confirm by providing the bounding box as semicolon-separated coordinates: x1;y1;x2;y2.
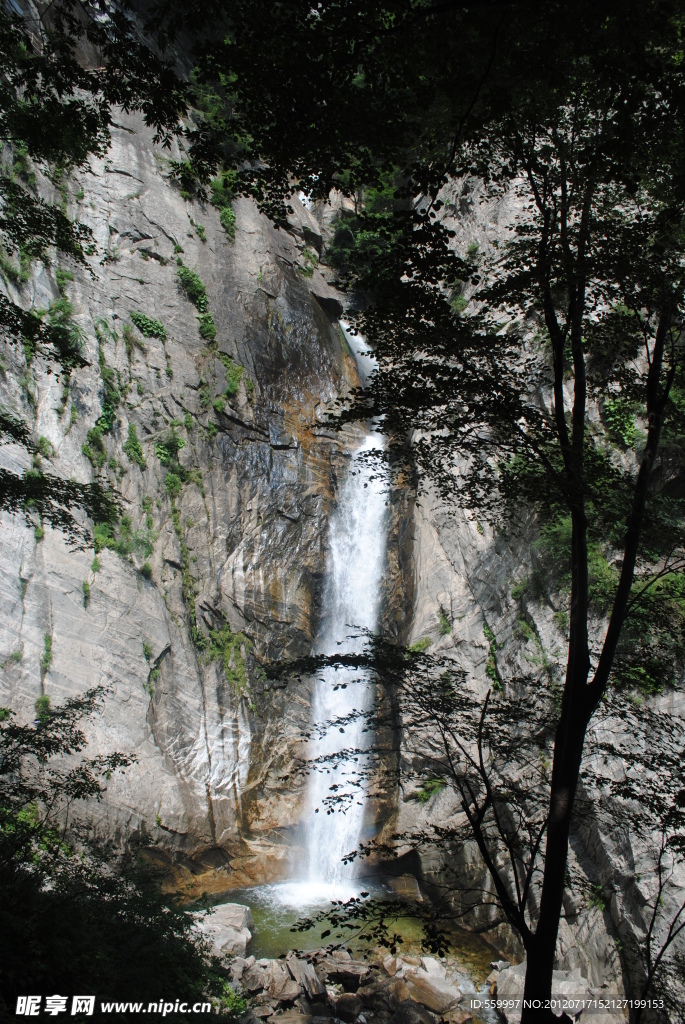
191;902;254;957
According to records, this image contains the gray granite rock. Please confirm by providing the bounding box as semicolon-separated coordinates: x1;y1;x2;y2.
332;993;364;1022
403;974;461;1014
0;108;361;886
264;961;302;1002
192;902;254;956
494;962;625;1024
286;956;327;1001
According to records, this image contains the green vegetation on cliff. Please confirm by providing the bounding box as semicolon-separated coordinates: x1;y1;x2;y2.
130;310;167;341
123;423;147;469
93;513;155;562
82;321;121;470
176;261;217;341
0;0;186;533
206;624;251;697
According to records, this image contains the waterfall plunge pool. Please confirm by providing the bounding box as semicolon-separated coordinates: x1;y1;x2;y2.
208;880;502;1024
211;878;498;979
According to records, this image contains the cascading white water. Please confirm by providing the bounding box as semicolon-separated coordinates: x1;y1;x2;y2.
266;326;388;911
296;326;388;900
302;430;388;895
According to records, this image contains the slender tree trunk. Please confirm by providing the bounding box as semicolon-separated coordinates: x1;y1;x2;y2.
519;307;672;1020
520;718;586;1022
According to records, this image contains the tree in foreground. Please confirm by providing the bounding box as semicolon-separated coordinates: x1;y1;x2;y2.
0;688;237;1020
159;1;685;1018
282;635;685;1020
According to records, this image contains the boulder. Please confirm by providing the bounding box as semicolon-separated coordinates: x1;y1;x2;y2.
389;999;438;1024
276;1014;321;1024
332;993;364;1022
251;993;277;1020
230;955;253;982
265;961;302;1002
192;903;254;957
442;1011;473;1024
358;978;412;1011
404;974;461;1014
286;955;327;1001
387;979;414;1008
494;963;627;1024
419;958;447;980
382;956;399;977
269;1015;305;1024
493;962;525;1021
244;962;271;994
318;956;370;989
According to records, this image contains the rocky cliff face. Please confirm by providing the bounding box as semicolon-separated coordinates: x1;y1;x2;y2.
392;489;627;987
2;111;681;1015
0;110;371;887
397;488;683;1012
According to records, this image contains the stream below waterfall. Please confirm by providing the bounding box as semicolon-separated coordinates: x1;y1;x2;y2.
211;879;501;1024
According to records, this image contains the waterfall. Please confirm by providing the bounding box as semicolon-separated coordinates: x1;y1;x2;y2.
301;327;388;898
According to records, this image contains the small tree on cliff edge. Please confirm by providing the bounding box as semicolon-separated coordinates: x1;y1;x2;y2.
158;1;685;1017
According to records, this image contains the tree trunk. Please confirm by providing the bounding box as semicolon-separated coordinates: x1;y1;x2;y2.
520;706;588;1022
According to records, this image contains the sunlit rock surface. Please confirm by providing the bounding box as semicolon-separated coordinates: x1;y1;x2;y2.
0;110;362;881
192;903;254;957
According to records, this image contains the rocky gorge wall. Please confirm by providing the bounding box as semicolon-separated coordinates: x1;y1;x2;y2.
399;460;685;1014
0;110;377;889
